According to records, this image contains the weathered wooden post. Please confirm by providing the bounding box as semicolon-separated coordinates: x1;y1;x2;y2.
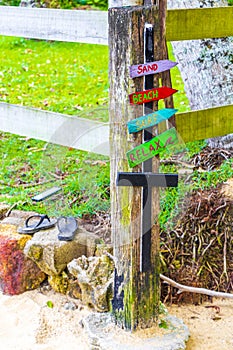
109;0;177;330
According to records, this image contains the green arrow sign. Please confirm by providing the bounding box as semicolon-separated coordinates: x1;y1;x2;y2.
126;127;179;168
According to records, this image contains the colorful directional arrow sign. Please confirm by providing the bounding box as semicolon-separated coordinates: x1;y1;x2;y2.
126;127;179;168
129;59;177;79
129;87;178;105
127;108;178;134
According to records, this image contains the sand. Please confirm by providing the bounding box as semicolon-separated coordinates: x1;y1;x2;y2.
0;289;89;350
167;300;233;350
1;288;233;350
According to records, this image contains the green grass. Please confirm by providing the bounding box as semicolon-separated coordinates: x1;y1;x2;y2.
0;36;110;216
0;133;110;216
0;36;109;120
0;37;188;119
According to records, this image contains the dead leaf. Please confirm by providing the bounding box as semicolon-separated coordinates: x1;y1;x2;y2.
211;316;221;321
43;100;49;106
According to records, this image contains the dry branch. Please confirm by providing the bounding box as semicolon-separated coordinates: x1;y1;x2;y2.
160;274;233;299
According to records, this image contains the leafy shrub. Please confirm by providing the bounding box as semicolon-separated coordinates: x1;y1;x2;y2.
85;0;107;10
0;0;21;5
0;0;108;9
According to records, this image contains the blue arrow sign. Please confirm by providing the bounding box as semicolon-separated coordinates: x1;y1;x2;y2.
127;108;178;134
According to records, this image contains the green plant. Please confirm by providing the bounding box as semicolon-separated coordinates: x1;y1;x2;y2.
86;0;107;10
158;319;169;329
185;139;207;158
0;0;108;9
0;36;109;118
192;159;233;190
46;300;54;308
0;0;20;5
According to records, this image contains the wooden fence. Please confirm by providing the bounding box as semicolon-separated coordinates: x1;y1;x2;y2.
0;5;233;155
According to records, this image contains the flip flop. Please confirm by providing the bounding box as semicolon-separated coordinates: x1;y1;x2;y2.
57;216;78;241
17;214;56;234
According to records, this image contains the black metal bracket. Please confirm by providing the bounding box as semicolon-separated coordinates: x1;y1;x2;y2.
117;172;178;188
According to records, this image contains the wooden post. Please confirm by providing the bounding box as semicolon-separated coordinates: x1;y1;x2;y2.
109;4;165;330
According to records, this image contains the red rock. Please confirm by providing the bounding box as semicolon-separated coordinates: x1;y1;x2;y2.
0;223;46;295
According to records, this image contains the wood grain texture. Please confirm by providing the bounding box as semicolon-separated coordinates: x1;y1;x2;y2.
176;105;233;143
109;5;161;330
0;6;108;45
166;7;233;41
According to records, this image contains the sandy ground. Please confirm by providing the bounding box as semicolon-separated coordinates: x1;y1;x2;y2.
167;300;233;350
0;289;90;350
0;288;233;350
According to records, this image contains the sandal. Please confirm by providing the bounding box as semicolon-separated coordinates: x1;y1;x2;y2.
57;216;78;241
17;214;56;234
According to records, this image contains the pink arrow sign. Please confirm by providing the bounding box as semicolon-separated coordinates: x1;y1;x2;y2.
129;87;178;105
129;60;177;79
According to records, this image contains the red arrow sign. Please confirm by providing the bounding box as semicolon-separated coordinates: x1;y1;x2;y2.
129;87;178;105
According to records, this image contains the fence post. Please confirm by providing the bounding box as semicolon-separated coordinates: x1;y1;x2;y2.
109;4;165;330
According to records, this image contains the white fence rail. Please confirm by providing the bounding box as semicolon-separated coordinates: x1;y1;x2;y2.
0;6;108;45
0;103;109;155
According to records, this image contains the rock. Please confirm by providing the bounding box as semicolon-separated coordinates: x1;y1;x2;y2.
0;223;46;295
68;279;83;299
9;209;38;219
24;226;101;276
68;254;115;312
82;312;190;350
1;217;24;226
1;210;38;227
48;271;70;294
221;178;233;201
95;243;113;257
0;204;10;220
63;301;77;310
206;134;233;149
47;270;82;297
20;0;39;7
